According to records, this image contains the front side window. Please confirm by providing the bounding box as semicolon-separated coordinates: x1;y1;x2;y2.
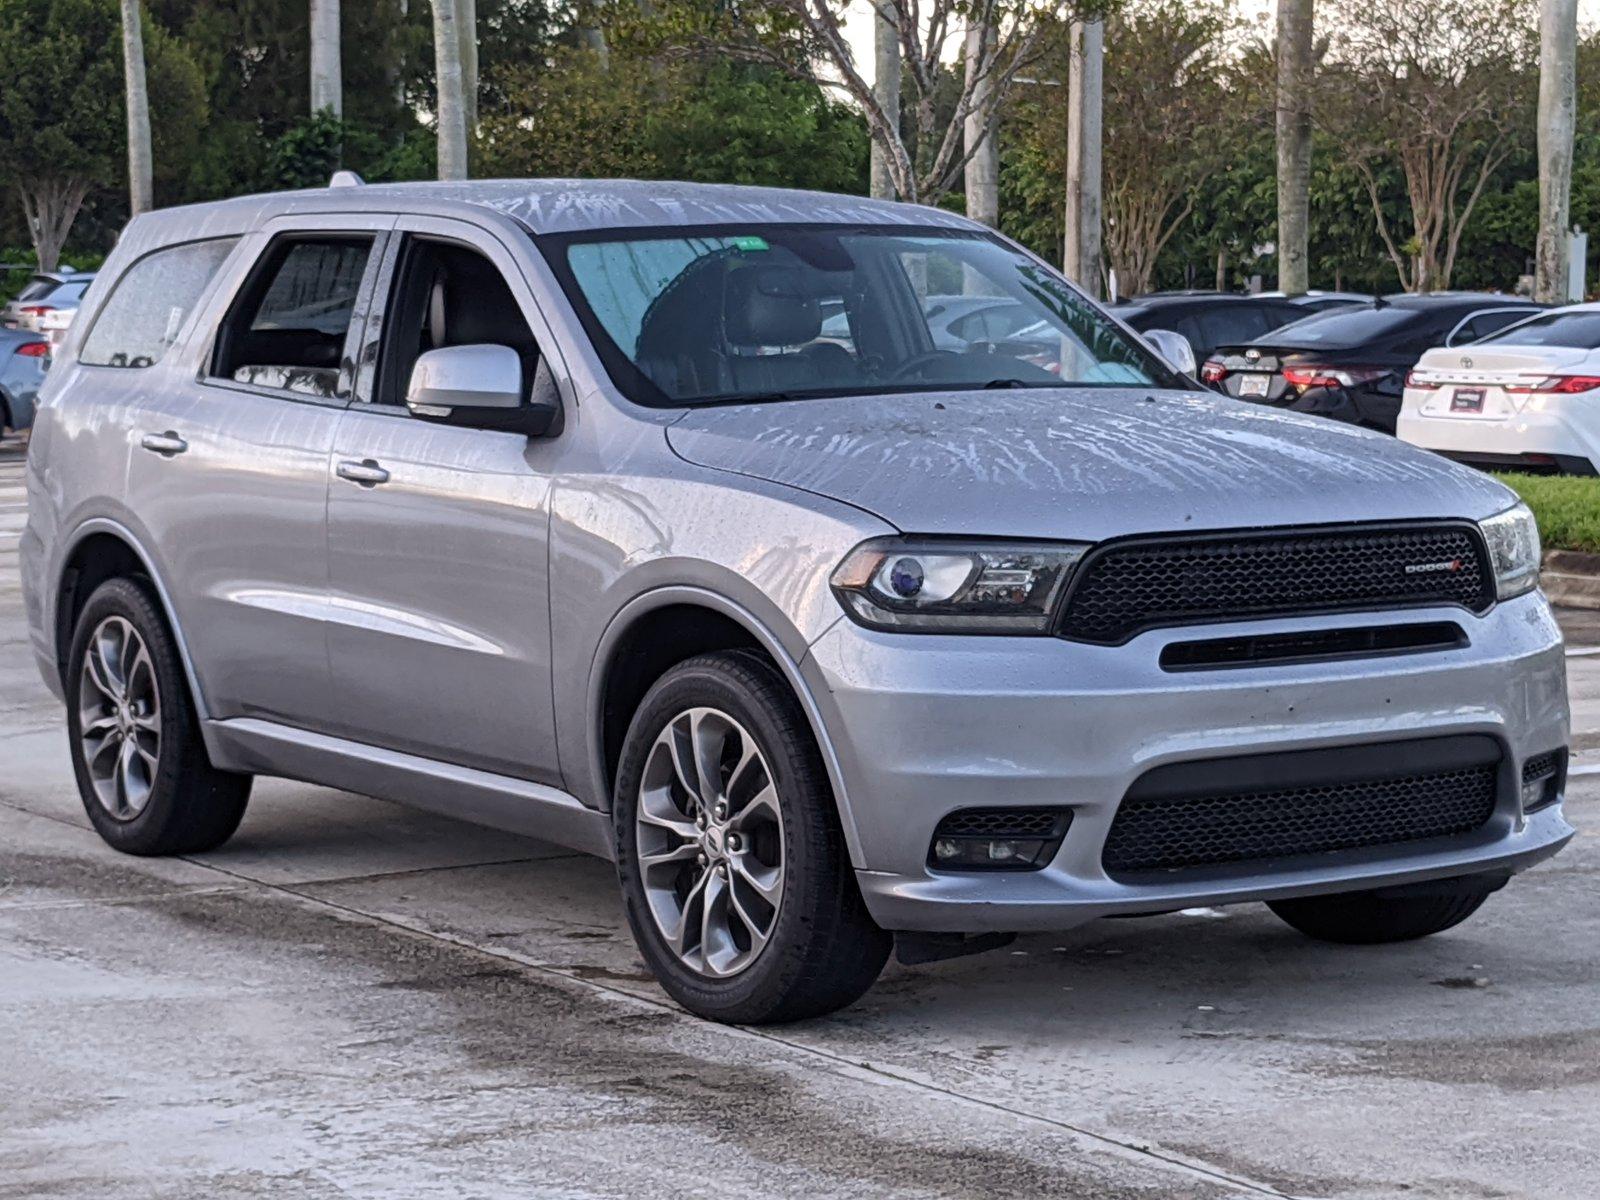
80;240;237;369
545;225;1179;407
213;236;373;398
373;236;542;407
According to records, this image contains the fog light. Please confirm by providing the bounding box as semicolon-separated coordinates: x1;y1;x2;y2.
1520;750;1565;814
928;808;1072;871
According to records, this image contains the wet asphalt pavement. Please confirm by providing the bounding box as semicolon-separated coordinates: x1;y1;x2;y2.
2;435;1598;1199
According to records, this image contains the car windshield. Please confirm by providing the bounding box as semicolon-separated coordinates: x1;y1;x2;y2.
545;225;1178;406
1475;310;1600;349
1259;305;1419;349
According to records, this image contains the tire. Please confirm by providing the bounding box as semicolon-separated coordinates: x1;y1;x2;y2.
1267;878;1497;945
614;649;891;1024
66;577;251;856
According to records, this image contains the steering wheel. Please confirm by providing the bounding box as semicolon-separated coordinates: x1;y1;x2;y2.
884;349;961;383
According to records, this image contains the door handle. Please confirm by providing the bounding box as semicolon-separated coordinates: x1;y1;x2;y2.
139;431;188;457
336;458;390;487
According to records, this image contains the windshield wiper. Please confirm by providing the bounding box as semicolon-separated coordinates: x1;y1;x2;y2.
983;378;1028;389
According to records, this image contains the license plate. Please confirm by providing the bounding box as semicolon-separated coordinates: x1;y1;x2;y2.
1238;374;1270;398
1450;387;1485;413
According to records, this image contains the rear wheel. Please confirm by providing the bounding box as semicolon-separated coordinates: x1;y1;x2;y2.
66;578;251;855
613;650;891;1024
1268;878;1498;944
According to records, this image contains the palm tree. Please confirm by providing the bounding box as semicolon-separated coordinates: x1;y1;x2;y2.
433;0;469;179
1064;17;1103;295
1536;0;1578;302
120;0;152;216
962;18;998;228
310;0;342;116
1275;0;1313;295
869;0;900;199
458;0;478;132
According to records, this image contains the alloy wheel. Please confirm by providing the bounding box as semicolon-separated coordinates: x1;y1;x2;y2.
635;707;785;977
76;616;162;820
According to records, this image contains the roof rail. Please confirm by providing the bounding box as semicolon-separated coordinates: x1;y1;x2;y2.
328;170;365;188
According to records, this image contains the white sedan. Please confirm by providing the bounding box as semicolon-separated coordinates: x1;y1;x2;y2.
1398;304;1600;475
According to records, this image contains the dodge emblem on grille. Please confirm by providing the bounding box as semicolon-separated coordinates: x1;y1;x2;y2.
1405;559;1464;575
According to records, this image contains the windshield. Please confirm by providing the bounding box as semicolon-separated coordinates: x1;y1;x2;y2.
544;225;1179;406
1259;305;1419;349
1476;310;1600;349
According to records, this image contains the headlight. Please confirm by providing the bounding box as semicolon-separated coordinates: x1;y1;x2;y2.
1479;502;1541;600
830;537;1088;633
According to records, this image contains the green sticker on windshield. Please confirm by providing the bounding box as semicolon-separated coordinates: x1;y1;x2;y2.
730;235;769;252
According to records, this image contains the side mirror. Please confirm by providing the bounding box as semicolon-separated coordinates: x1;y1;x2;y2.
1143;328;1198;378
406;344;562;437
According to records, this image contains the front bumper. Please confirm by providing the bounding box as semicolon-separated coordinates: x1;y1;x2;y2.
1398;399;1600;474
804;594;1572;932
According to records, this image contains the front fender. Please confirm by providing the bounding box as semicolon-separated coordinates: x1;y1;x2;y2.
582;584;866;868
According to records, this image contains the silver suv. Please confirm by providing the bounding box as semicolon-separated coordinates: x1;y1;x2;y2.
20;180;1573;1023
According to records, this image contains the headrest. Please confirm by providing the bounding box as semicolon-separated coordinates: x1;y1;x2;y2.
724;267;821;348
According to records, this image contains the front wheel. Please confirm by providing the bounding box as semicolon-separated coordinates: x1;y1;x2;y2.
66;577;252;856
1267;877;1498;944
613;650;891;1024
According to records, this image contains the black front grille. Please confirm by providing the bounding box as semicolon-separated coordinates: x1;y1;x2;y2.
1104;745;1500;877
1058;524;1494;644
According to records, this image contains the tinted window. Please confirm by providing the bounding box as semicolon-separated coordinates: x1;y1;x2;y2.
1474;310;1600;348
17;276;55;302
1459;310;1542;342
80;240;237;369
1199;305;1272;349
553;226;1177;405
214;237;373;397
1263;306;1419;348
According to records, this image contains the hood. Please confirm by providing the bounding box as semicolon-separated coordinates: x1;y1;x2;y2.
665;388;1517;541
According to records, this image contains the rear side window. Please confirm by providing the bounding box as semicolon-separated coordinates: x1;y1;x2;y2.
213;236;374;398
80;240;237;369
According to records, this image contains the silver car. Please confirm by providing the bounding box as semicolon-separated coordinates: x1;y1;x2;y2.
1;269;96;331
20;180;1572;1023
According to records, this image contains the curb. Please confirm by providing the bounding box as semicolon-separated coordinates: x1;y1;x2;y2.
1542;550;1600;611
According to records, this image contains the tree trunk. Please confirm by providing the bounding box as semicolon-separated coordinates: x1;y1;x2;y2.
1215;246;1227;292
310;0;342;117
1064;18;1103;297
457;0;478;133
962;20;999;228
870;1;902;200
17;179;91;273
120;0;153;216
1535;0;1578;303
432;0;469;179
1275;0;1313;295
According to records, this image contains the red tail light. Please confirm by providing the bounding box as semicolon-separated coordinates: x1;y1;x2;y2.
1283;365;1388;390
18;305;55;316
1504;376;1600;395
15;341;49;358
1200;359;1228;383
1404;371;1436;390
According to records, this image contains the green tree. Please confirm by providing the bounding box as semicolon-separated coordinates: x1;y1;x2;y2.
0;0;204;269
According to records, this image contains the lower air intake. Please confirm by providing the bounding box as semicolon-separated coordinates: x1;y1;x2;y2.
1104;738;1501;877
